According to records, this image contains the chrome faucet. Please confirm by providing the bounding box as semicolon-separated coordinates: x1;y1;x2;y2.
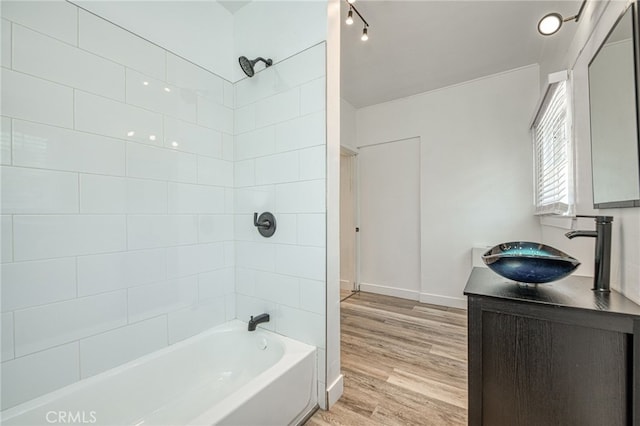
248;313;270;331
565;215;613;292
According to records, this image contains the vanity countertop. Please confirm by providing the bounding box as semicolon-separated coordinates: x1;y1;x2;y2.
464;267;640;318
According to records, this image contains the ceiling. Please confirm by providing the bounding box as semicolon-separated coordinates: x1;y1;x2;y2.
341;0;582;108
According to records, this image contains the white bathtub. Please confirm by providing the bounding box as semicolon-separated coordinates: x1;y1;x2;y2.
1;320;317;426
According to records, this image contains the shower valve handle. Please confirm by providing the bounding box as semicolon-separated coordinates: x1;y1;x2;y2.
253;212;271;228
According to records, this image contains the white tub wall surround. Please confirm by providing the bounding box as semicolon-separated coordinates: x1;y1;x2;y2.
1;0;333;414
72;0;236;82
233;42;328;400
1;2;234;409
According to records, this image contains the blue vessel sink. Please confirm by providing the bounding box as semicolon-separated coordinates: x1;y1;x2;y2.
482;242;581;284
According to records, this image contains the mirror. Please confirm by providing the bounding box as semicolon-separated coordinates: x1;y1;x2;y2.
588;3;640;208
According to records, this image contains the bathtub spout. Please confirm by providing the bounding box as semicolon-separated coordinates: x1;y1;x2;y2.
248;313;270;331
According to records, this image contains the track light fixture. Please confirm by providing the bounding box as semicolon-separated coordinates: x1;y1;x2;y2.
344;0;369;41
346;8;354;25
537;0;586;36
361;27;368;41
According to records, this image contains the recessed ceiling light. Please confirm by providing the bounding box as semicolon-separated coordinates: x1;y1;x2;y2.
538;13;563;36
127;131;135;137
537;0;586;36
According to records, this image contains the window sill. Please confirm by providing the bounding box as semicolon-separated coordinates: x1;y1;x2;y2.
538;215;574;230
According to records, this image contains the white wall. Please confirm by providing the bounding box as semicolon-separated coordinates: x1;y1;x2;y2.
1;1;234;409
232;42;328;406
538;0;640;304
340;98;357;151
233;1;328;82
73;1;236;81
356;66;542;308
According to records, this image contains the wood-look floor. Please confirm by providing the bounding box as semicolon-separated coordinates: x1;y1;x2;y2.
306;291;468;426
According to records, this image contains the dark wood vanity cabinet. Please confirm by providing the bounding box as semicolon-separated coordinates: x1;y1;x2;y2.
464;267;640;426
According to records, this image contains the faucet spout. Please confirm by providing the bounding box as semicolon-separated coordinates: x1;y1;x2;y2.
248;313;270;331
565;230;597;239
565;215;613;292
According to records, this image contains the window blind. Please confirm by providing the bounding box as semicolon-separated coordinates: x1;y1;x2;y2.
532;78;574;215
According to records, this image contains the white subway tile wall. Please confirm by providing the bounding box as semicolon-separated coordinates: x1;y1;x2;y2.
13;25;126;101
0;1;78;45
1;312;14;361
0;1;326;411
1;116;11;165
1;343;80;410
79;316;168;378
78;11;166;81
75;91;164;147
233;43;327;357
1;215;12;263
0;2;236;409
1;20;11;68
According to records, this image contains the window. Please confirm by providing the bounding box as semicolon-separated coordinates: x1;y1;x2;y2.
531;72;575;216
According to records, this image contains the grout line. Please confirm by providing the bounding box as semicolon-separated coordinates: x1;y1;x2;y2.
0;162;235;188
8;339;75;364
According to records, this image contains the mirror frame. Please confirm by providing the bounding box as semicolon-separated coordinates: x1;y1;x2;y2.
589;1;640;209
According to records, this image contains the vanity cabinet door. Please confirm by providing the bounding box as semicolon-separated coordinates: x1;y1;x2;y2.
479;311;629;426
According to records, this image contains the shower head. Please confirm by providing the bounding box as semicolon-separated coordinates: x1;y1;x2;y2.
238;56;273;78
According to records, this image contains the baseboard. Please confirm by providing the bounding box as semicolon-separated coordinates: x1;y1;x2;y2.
326;374;344;408
359;282;467;309
419;292;467;309
359;282;420;301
